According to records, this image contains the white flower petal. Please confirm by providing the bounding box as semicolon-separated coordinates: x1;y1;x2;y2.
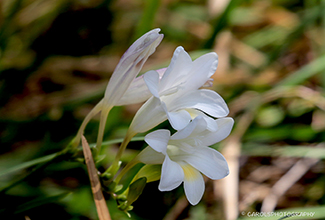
145;129;170;154
144;70;160;98
183;146;229;180
117;68;167;106
159;47;192;93
200;114;219;132
163;102;192;130
159;155;184;191
170;116;206;142
116;75;150;105
166;89;229;118
186;116;208;137
185;109;218;132
181;163;205;205
137;146;165;164
156;68;167;77
170;118;198;140
180;53;218;95
130;97;167;133
204;117;219;131
192;52;218;77
201;117;234;146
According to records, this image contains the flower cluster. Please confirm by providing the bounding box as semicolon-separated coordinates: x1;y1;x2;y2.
76;28;234;210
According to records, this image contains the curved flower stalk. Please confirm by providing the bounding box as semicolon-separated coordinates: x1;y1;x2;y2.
137;116;234;205
72;29;163;149
129;46;229;135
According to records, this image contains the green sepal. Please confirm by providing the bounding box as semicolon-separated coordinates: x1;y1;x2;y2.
115;163;144;194
117;177;147;215
126;177;147;205
133;164;161;183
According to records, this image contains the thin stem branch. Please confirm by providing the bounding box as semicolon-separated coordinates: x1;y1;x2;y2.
96;105;113;153
73;99;104;149
108;129;136;176
114;157;140;184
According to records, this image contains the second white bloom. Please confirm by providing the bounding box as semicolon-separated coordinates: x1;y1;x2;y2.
138;116;234;205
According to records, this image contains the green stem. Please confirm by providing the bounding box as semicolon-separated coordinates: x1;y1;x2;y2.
96;105;113;154
73;99;104;149
114;157;140;184
107;129;137;176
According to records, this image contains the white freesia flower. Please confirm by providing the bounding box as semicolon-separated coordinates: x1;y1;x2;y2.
128;46;229;135
73;29;163;149
137;116;234;205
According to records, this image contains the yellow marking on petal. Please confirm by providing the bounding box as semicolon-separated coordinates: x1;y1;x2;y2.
166;145;181;157
186;109;198;119
181;163;200;182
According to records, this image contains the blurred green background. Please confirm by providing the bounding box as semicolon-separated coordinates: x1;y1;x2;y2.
1;0;325;219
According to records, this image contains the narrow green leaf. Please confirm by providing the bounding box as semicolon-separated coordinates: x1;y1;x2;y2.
14;192;71;214
0;153;57;177
0;136;145;177
242;143;325;159
276;54;325;86
134;0;161;40
203;0;242;49
266;6;322;67
320;0;325;86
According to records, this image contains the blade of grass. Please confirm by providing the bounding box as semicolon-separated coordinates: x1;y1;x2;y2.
276;54;325;86
203;0;242;49
0;153;57;177
265;6;322;67
133;0;161;40
261;157;319;212
0;152;63;194
0;136;145;177
320;0;325;86
241;143;325;159
0;0;23;50
82;135;111;220
14;192;70;214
